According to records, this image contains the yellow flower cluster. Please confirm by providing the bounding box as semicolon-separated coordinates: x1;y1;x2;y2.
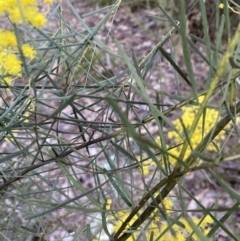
137;97;226;175
106;199;112;211
0;0;52;83
94;198;214;241
137;155;155;176
0;30;36;81
159;215;214;241
0;0;51;27
0;50;22;77
166;96;225;164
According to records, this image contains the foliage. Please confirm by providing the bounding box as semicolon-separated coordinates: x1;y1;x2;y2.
1;0;240;241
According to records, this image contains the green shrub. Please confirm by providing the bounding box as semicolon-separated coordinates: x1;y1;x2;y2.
1;1;240;241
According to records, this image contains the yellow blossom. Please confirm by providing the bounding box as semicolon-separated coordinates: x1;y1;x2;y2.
0;2;5;15
26;11;47;28
109;211;139;241
0;50;7;63
97;196;214;241
218;1;240;14
0;29;17;48
2;77;13;85
106;199;112;211
165;96;226;165
21;111;31;123
1;0;47;27
137;155;156;176
219;3;224;9
8;6;23;24
151;197;174;223
162;197;174;214
159;222;185;241
4;132;18;142
44;0;53;4
199;214;214;234
4;53;22;76
159;215;214;241
21;43;36;59
0;50;22;77
21;0;37;5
